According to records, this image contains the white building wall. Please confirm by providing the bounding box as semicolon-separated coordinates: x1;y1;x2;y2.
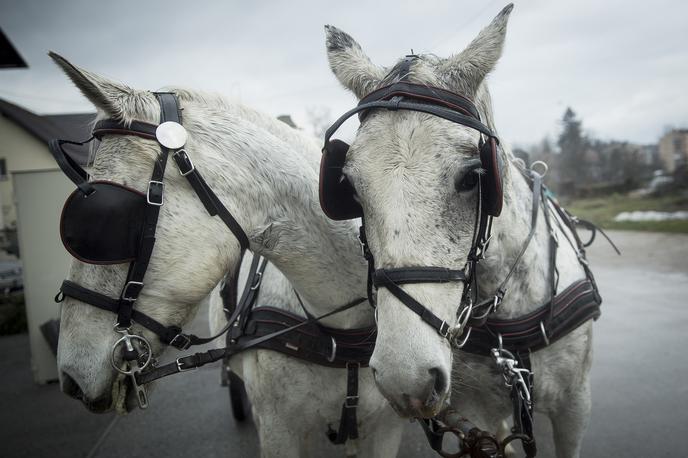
13;169;73;384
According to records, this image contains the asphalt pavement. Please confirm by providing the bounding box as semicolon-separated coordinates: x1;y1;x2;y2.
1;230;686;457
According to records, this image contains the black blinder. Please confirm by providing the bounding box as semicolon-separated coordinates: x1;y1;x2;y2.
60;181;147;265
320;82;504;221
479;137;504;217
319;139;362;221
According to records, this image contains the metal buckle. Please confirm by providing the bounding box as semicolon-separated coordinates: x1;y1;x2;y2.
249;271;263;291
476;234;492;260
438;321;451;339
357;234;371;259
492;293;504;313
146;180;164;206
121;281;144;301
173;149;195;177
577;252;590;266
176;357;197;372
345;395;359;408
170;333;192;350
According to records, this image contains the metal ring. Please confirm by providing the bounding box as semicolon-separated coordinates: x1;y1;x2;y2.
453;327;472;349
110;334;153;375
456;301;473;329
539;321;550;346
530;160;548;178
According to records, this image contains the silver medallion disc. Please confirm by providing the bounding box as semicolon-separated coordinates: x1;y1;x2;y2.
155;121;188;149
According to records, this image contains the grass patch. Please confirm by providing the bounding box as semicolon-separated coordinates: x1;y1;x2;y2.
567;193;688;233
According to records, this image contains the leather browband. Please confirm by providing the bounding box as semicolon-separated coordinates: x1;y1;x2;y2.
92;119;158;141
358;82;481;120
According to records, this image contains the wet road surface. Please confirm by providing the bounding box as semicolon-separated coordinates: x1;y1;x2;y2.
2;231;686;457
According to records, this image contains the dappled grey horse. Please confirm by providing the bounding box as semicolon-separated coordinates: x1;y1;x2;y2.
322;4;607;457
49;54;404;457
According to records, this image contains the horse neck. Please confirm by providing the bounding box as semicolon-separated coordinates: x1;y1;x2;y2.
476;161;586;318
187;99;372;327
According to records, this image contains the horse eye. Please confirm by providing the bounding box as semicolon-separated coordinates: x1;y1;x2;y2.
454;169;480;192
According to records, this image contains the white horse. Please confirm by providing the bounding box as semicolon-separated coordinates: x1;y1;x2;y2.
50;55;404;457
324;5;595;457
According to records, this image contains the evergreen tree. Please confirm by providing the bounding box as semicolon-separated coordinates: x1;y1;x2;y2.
557;107;587;192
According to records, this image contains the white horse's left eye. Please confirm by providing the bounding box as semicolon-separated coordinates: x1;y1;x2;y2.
454;168;480;192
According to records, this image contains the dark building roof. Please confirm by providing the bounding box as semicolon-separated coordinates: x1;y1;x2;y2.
0;28;27;69
0;98;94;165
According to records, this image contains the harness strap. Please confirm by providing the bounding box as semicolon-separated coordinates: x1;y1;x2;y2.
232;306;376;367
226;254;267;332
325;99;496;145
171;150;250;250
328;363;360;444
137;295;368;385
114;93;177;328
513;352;536;458
373;267;466;284
57;280;224;350
373;269;452;338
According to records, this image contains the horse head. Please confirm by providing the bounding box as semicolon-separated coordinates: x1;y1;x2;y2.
323;4;514;418
51;54;245;413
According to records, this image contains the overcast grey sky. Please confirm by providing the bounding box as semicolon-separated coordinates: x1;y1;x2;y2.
1;0;686;146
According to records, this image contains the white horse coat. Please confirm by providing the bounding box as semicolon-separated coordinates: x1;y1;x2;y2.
324;5;595;458
50;54;404;457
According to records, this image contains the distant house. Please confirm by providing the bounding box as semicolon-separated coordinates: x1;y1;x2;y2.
277;114;299;129
659;129;688;173
0;99;93;231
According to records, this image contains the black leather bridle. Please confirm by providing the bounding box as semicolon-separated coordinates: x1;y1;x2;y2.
51;92;374;417
51;92;251;407
321;81;504;344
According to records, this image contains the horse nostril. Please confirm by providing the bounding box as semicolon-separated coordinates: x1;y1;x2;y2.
61;371;83;399
428;367;448;396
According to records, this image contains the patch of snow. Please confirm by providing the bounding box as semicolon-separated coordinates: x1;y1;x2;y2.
614;211;688;222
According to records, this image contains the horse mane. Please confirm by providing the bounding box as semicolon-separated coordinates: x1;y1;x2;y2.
166;87;321;157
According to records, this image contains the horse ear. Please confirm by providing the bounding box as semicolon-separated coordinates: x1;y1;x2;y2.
439;3;513;95
324;25;386;99
48;51;138;118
